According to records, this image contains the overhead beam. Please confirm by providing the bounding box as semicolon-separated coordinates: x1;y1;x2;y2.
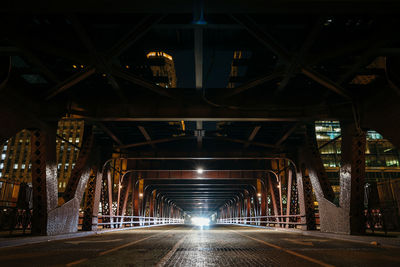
96;122;124;146
232;14;351;99
277;17;324;92
118;136;194;149
196;121;203;149
244;125;261;148
138;125;156;149
17;27;173;99
45;68;95;100
275;122;300;146
108;14;165;59
136;170;266;179
69;15;126;100
225;71;283;98
209;136;278;149
110;66;175;98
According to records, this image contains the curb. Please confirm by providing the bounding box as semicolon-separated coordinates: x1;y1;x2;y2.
217;223;400;248
0;224;183;249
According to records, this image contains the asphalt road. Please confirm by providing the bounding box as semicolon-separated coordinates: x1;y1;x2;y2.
0;224;399;266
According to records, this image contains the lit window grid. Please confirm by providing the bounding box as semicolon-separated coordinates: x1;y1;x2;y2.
316;121;400;168
0;119;84;194
147;51;177;88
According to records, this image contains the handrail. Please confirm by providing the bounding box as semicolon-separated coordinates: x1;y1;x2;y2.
96;215;184;229
217;215;302;228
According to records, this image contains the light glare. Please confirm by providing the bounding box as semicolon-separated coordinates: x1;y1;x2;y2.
191;217;210;226
197;168;204;174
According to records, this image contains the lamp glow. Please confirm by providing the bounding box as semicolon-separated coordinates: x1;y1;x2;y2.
197;168;204;174
191;217;210;226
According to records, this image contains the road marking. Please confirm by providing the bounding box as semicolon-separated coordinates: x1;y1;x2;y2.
229;229;335;267
65;258;89;266
283;238;313;246
65;226;180;266
155;233;188;267
65;239;123;245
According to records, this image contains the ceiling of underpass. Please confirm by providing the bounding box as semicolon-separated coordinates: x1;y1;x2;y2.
2;0;400;215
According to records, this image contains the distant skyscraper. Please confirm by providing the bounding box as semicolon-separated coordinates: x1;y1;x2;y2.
146;51;177;88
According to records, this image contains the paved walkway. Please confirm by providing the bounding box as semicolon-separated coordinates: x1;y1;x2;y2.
0;225;400;266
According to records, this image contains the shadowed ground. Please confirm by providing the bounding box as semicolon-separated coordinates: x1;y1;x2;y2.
0;225;399;266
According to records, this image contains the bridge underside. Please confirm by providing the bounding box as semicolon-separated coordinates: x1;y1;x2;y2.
1;0;400;237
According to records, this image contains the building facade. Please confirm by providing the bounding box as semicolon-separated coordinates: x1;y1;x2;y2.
0;119;84;207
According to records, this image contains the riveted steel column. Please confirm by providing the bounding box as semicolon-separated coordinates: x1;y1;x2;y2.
340;122;366;234
31;130;53;235
119;174;132;222
296;161;316;230
82;166;102;231
304;124;335;202
62;126;93;203
267;173;280;225
285;168;293;227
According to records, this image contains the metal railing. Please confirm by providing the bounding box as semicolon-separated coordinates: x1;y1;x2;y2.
97;215;184;229
217;215;302;228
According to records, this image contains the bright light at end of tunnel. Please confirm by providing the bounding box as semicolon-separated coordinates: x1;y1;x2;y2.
197;168;204;174
191;217;210;226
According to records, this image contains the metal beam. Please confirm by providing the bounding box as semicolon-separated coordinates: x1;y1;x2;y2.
118;136;194;149
277;17;324;92
45;68;95;100
275;123;300;146
225;71;283;98
196;121;203;149
69;15;126;100
138;125;156;149
110;66;175;98
232;14;351;99
136;170;266;179
108;14;165;59
208;136;278;149
96;122;124;146
244;125;261;148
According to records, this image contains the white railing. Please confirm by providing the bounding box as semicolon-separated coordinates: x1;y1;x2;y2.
97;215;184;229
217;215;302;228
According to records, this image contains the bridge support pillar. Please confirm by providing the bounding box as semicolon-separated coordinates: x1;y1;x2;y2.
299;123;366;234
82;167;102;231
31;126;94;235
295;163;316;230
340;122;366;234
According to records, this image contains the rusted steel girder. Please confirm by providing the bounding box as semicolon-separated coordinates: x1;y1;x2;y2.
63;126;94;203
304;124;335;202
82;166;102;231
296;163;317;230
132;170;267;180
30;129;57;235
340;122;366;234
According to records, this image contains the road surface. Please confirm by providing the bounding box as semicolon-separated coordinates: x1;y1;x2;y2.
0;224;399;266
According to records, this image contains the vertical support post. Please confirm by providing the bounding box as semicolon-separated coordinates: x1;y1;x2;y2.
106;170;114;227
31;130;51;235
286;168;293;228
149;190;155;224
268;174;280;226
296;162;317;230
261;182;267;226
340;122;366;234
82;166;102;231
118;174;132;227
